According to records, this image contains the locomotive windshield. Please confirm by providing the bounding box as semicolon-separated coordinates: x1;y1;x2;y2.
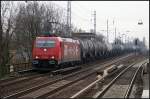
35;40;55;48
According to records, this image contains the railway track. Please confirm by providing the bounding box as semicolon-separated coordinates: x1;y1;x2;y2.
0;53;132;98
0;69;37;83
48;55;144;98
0;53;125;85
0;72;49;87
0;55;122;90
0;53;134;84
2;53;136;98
93;59;148;98
0;55;111;92
70;58;148;98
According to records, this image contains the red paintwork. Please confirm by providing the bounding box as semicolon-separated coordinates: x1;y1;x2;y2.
61;38;81;63
32;37;61;62
32;36;81;64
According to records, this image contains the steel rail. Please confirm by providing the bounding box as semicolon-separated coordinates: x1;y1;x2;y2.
28;59;131;98
92;59;147;98
0;69;35;83
70;63;135;98
124;62;148;98
0;55;112;85
0;53;132;83
3;54;131;99
0;54;113;83
0;72;49;87
36;70;95;98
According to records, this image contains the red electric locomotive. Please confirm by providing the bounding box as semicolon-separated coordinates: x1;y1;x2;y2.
32;35;81;70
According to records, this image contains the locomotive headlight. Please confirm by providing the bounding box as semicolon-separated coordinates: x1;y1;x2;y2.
51;56;55;59
44;48;47;52
35;56;39;59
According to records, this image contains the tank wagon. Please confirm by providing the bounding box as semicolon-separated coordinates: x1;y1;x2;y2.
32;33;138;71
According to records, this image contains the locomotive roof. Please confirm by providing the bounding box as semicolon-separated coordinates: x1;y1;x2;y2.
61;37;80;43
36;36;62;41
36;36;79;44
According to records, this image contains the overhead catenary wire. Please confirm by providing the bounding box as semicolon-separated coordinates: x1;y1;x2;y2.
49;1;97;32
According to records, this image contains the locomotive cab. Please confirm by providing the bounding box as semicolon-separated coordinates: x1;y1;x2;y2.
32;36;62;70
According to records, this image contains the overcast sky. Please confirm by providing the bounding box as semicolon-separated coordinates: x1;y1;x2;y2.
49;1;149;48
16;1;149;48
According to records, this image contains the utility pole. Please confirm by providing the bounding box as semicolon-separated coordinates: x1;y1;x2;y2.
67;1;71;37
122;34;125;44
143;37;146;46
94;10;96;35
124;34;126;43
91;10;96;36
113;19;115;41
128;36;130;43
115;27;116;41
113;19;117;42
107;19;109;42
118;32;122;44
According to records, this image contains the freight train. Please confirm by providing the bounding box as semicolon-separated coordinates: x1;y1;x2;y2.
32;33;139;71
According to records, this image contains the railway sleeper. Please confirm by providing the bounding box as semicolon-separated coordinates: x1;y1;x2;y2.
51;66;81;75
96;64;121;78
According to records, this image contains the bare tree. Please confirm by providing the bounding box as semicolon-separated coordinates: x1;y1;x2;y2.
13;1;67;62
0;1;18;77
0;1;80;77
13;2;44;62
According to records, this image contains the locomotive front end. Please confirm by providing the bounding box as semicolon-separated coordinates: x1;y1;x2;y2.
32;37;61;70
